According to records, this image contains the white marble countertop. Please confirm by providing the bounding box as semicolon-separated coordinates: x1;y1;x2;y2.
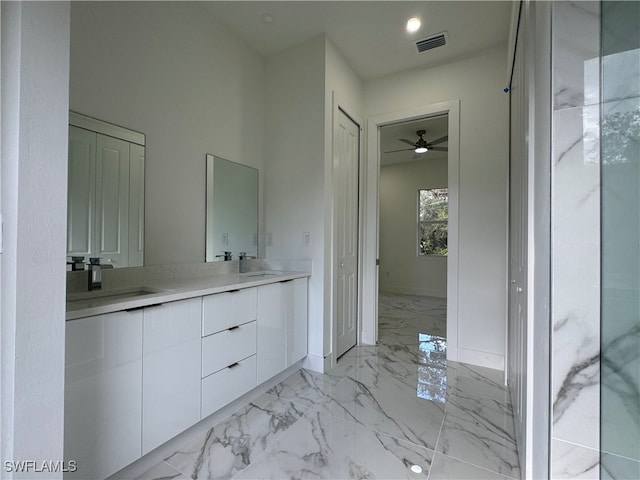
66;270;310;321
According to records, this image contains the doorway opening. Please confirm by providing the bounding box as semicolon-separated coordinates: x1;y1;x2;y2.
378;115;449;348
362;99;460;362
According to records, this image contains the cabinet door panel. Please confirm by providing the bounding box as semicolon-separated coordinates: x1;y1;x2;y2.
95;134;129;266
286;278;308;367
257;283;286;384
202;288;257;336
64;310;143;480
142;299;201;454
67;126;96;257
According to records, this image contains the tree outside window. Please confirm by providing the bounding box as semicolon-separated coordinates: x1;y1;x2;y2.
418;188;448;256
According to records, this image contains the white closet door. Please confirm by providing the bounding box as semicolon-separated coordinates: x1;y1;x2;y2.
335;109;360;358
129;143;145;267
95;134;130;267
67;126;96;257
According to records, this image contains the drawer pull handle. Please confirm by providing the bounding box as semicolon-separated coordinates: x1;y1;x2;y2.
228;326;240;332
125;306;145;313
280;279;294;284
227;362;240;369
228;289;241;293
126;303;163;313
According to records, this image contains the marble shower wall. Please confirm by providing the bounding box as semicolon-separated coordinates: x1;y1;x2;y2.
551;2;601;478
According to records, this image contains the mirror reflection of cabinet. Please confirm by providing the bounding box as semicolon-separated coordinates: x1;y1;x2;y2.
67;112;145;268
205;154;258;261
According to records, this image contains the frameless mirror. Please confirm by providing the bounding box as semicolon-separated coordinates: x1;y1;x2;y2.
205;154;258;261
67;112;145;269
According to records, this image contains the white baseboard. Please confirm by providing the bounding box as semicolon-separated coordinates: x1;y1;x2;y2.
456;347;504;371
302;353;330;373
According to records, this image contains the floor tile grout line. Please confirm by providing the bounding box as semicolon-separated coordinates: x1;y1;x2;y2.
428;389;519;479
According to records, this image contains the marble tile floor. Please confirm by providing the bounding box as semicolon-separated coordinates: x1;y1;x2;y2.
137;294;520;480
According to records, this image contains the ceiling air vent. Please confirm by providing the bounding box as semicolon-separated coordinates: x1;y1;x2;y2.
414;31;448;54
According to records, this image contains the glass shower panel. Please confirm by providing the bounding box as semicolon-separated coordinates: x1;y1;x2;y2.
601;1;640;478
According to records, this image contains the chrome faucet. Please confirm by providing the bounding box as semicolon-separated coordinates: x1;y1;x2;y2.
87;257;102;291
238;252;255;273
216;251;233;261
67;256;85;271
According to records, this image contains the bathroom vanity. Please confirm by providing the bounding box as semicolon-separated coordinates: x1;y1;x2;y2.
64;270;309;480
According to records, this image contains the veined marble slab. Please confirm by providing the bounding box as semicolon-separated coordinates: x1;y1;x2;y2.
552;104;601;450
235;409;435;480
163;394;307;480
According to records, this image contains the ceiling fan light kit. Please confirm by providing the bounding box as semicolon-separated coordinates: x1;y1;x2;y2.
383;129;448;156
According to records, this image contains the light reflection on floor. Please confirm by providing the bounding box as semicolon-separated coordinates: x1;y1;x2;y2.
417;334;447;402
378;293;449;404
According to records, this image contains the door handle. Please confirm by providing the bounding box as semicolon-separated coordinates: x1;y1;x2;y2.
340;262;344;268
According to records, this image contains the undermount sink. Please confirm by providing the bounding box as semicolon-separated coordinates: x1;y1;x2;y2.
66;286;171;309
242;272;280;279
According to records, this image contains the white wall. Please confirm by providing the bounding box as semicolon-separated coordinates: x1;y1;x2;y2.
365;44;509;369
69;2;265;265
1;2;70;477
264;35;327;367
264;34;363;370
379;158;448;297
324;37;364;362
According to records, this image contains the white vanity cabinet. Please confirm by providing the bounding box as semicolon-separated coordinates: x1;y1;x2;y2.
142;298;202;454
286;277;309;366
257;278;308;383
64;310;143;480
65;274;308;479
201;287;257;335
201;287;258;418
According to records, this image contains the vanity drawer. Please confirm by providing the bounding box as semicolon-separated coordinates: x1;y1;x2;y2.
202;287;257;336
201;355;256;419
202;320;256;378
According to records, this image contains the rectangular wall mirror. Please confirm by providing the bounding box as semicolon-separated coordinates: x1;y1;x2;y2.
205;154;258;261
67;112;145;268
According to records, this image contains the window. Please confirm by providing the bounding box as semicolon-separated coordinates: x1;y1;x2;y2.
418;188;448;256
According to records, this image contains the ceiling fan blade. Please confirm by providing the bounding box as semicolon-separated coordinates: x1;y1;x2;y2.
384;147;415;153
430;135;448;146
430;147;448;152
399;138;417;146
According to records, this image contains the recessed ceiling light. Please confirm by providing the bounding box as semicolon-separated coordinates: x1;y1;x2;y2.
406;17;421;33
261;13;275;24
410;464;423;474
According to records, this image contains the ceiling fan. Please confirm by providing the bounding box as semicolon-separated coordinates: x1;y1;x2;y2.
385;130;448;154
